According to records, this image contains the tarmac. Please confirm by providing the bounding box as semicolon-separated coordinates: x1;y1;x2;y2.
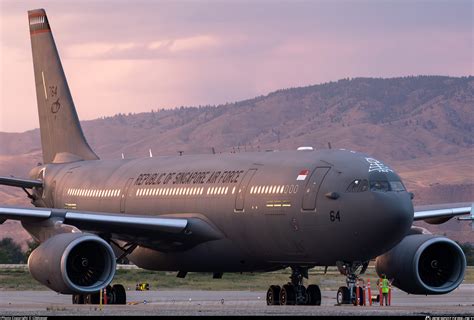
0;285;473;316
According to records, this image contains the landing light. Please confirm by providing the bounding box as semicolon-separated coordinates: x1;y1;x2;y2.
297;146;314;151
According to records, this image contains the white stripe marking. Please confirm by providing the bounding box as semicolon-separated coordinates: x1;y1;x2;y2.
0;207;51;218
41;71;47;99
414;207;472;219
65;212;188;230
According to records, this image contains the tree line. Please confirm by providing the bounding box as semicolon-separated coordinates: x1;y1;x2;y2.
0;238;38;264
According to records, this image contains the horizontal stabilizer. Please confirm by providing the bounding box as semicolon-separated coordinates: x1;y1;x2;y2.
0;176;43;189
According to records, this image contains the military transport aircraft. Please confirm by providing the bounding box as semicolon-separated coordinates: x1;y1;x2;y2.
0;9;472;306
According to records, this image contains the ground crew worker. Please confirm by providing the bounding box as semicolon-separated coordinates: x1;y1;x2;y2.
381;274;390;306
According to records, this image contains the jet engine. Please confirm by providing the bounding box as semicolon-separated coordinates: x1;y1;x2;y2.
28;232;116;294
375;234;466;294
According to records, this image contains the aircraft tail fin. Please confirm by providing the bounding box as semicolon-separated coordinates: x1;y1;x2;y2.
28;9;98;164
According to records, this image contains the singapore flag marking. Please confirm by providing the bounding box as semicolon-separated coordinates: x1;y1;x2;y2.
296;169;310;181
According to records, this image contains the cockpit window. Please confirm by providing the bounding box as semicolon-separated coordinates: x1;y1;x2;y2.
370;180;390;192
346;179;369;192
359;179;369;192
368;171;406;192
369;180;406;192
347;173;405;193
389;181;406;192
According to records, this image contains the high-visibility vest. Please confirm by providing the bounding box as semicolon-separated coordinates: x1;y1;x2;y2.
382;278;389;294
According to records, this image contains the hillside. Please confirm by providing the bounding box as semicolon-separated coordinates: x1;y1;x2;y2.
0;76;473;247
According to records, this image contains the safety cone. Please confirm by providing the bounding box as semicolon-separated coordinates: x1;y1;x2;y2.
367;279;372;306
355;279;359;306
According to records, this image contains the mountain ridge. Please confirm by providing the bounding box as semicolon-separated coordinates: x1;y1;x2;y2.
0;75;473;246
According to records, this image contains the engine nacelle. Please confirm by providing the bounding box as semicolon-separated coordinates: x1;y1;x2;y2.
28;232;116;294
375;234;466;294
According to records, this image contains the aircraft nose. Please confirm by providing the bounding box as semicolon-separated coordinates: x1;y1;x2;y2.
373;192;414;252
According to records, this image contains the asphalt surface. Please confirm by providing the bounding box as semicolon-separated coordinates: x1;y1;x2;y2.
0;285;473;316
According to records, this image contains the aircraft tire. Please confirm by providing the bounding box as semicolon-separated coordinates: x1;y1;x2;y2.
306;284;321;305
280;284;296;305
84;292;100;304
112;284;127;305
336;286;350;305
72;294;84;304
266;285;281;305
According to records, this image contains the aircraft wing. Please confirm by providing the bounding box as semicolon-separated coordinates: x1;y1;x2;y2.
0;206;223;250
0;176;43;189
414;202;473;225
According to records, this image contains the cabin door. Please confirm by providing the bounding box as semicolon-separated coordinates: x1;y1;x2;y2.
120;178;135;213
301;167;330;211
234;169;257;212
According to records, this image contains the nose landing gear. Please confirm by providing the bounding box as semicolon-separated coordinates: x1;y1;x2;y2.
266;266;321;306
336;261;368;306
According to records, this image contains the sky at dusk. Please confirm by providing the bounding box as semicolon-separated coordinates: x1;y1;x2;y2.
0;0;472;132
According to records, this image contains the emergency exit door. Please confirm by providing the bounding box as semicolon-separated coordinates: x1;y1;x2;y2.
120;178;135;213
234;169;257;212
302;167;330;211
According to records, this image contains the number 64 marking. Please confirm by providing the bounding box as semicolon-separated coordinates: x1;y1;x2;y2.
329;210;341;222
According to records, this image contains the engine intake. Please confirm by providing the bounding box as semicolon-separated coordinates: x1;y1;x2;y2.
375;234;466;294
28;232;116;294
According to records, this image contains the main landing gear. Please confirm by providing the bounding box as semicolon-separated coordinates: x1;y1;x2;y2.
336;261;368;306
72;284;126;305
266;266;321;306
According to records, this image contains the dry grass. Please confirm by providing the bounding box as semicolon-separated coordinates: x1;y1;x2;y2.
1;265;472;291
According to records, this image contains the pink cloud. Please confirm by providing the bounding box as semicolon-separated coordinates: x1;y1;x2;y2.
0;1;472;132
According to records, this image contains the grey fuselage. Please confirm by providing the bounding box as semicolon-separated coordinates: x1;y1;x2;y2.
28;148;414;273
